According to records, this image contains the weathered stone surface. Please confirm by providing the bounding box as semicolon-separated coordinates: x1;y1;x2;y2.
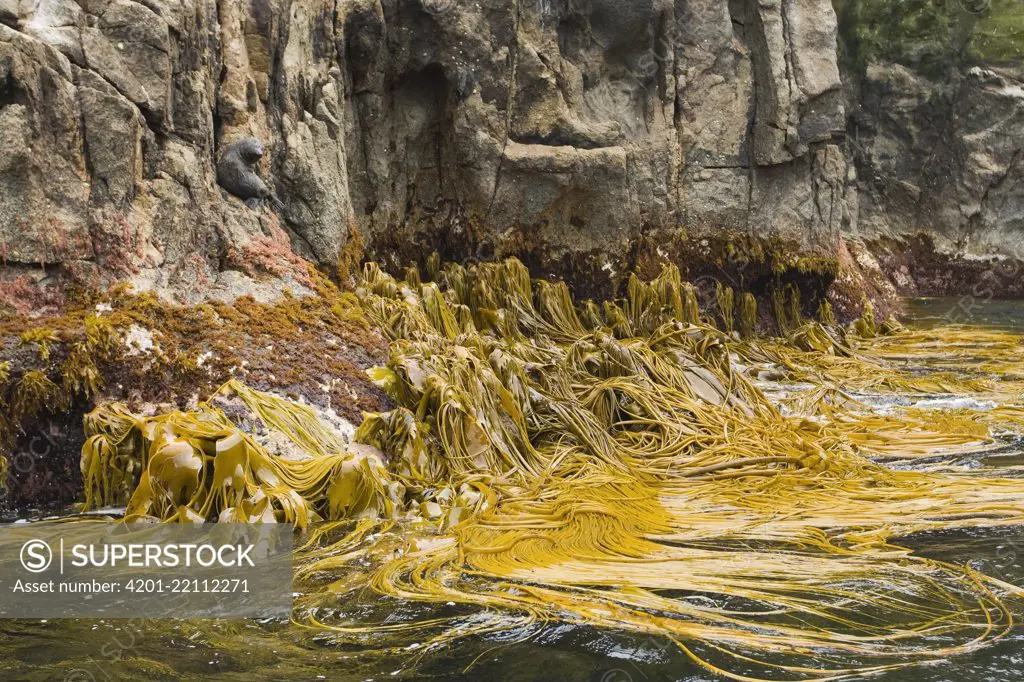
76;66;143;208
0;24;90;265
80;0;171;125
846;61;1024;296
1;0;854;308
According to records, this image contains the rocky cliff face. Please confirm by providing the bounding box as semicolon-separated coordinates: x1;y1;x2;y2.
844;61;1024;300
832;0;1024;307
0;0;853;312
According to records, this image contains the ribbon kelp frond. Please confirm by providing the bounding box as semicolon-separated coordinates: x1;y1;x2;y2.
81;381;404;525
79;258;1024;681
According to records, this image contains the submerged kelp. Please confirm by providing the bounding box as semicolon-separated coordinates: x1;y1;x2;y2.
77;259;1024;681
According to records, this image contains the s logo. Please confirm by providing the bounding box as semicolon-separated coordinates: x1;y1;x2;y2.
20;539;52;573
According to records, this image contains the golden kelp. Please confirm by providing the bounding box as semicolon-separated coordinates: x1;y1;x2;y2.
738;292;757;339
0;315;119;463
80;259;1024;681
81;381;403;525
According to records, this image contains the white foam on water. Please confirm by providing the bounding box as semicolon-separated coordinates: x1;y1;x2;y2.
912;396;999;411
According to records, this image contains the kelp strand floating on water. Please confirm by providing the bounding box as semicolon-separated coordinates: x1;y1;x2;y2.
75;258;1024;681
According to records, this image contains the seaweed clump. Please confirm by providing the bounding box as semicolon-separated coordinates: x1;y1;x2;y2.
76;257;1024;682
715;282;735;333
854;298;878;338
0;268;390;507
80;382;401;524
738;292;757;339
0;317;119;471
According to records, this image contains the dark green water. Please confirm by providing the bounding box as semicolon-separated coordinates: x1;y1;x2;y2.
4;522;1019;675
3;297;1024;682
3;523;1023;682
3;523;1021;682
902;296;1024;332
